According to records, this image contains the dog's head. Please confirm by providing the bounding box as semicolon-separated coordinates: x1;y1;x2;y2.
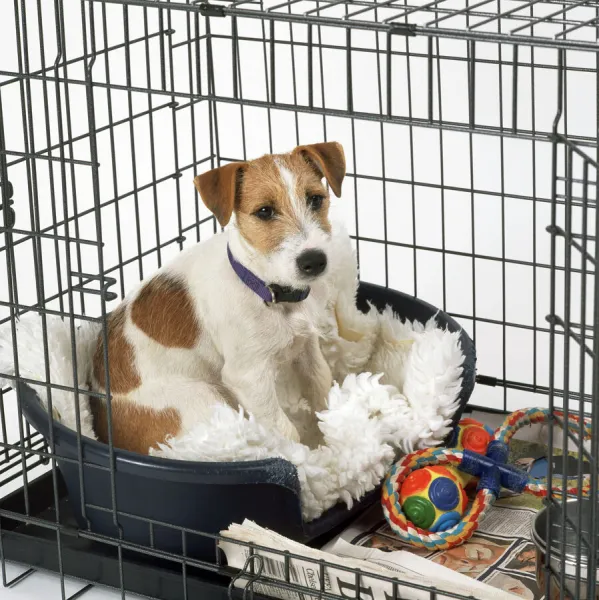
194;143;345;287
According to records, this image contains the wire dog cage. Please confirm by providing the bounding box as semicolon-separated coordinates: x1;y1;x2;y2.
0;0;597;598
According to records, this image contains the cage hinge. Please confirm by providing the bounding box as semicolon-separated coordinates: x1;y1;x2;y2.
198;3;226;17
389;23;417;37
0;179;15;229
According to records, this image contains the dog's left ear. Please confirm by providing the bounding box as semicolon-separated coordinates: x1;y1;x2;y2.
194;162;248;227
294;142;346;198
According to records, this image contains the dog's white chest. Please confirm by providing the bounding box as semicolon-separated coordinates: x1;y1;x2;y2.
272;304;318;352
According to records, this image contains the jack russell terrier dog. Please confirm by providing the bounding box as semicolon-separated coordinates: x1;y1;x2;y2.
90;142;347;455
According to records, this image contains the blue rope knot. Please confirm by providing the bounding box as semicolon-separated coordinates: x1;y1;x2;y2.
458;440;528;497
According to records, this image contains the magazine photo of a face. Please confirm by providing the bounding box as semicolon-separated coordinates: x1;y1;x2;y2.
431;535;513;578
503;543;537;574
361;533;430;557
484;572;542;599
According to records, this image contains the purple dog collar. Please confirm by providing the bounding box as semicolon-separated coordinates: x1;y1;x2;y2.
227;245;310;305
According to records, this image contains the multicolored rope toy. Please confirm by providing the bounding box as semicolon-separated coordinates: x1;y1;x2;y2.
382;408;591;551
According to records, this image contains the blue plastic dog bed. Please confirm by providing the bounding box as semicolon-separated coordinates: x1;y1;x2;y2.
20;282;476;561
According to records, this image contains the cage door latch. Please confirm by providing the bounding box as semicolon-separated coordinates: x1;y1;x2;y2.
0;179;15;229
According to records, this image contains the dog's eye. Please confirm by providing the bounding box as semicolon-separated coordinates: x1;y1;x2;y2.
255;206;275;221
307;194;324;211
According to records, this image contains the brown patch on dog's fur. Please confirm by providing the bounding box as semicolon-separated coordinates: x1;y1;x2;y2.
236;152;332;253
90;398;181;455
294;142;346;198
292;154;333;235
195;143;345;253
93;306;141;394
194;162;247;227
131;274;200;348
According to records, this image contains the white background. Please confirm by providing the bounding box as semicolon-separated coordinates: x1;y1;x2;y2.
0;0;596;597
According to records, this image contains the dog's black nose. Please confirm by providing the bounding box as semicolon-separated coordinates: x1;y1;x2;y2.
296;249;327;278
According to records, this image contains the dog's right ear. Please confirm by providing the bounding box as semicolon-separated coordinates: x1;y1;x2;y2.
194;162;248;227
294;142;346;198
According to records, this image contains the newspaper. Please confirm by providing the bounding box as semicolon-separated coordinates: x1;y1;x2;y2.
220;520;516;600
329;499;541;600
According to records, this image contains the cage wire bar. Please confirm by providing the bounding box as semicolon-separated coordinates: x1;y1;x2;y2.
0;0;597;598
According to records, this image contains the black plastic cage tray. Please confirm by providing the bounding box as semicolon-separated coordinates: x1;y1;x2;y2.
0;473;267;600
18;282;476;563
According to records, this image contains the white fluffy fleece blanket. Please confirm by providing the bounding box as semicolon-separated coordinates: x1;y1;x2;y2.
0;233;466;522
